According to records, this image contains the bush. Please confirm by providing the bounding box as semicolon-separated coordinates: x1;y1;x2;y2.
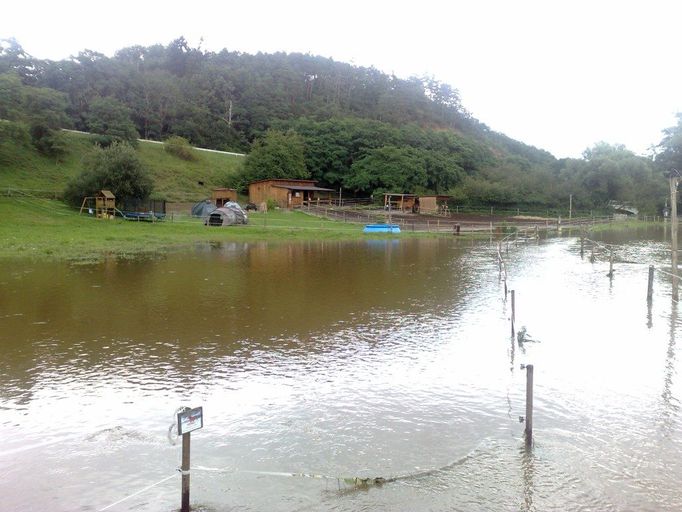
90;134;118;148
0;120;30;146
63;142;153;206
266;198;278;211
29;123;67;156
164;136;197;161
0;120;30;164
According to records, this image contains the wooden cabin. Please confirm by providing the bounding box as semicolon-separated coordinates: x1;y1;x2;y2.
248;179;334;209
95;190;116;219
211;188;237;207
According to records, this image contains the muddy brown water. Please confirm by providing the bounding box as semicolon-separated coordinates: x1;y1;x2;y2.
2;228;682;511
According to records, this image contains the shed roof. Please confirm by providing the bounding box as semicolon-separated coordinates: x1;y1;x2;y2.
249;178;317;185
273;185;335;192
98;190;115;199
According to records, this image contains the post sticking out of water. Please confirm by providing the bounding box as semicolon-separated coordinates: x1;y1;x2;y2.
176;406;203;512
647;265;655;302
181;432;190;512
511;290;516;335
498;242;502;272
671;173;679;301
580;235;584;258
608;250;614;278
524;364;534;447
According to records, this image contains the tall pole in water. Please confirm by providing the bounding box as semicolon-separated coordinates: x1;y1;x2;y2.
671;172;679;300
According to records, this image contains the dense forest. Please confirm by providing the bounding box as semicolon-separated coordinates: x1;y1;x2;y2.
1;36;680;213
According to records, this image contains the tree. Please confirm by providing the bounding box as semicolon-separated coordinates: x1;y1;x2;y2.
63;142;153;205
22;85;69;155
231;129;309;191
344;146;428;195
0;72;24;120
656;113;682;173
86;96;139;145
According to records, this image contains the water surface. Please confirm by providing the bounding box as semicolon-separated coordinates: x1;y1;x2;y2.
2;230;682;511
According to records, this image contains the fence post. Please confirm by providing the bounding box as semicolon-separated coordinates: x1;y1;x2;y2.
647;265;654;301
181;432;191;512
524;364;534;447
511;290;516;335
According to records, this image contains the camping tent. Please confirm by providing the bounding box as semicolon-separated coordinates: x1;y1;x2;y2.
205;203;249;226
223;201;248;224
192;200;217;218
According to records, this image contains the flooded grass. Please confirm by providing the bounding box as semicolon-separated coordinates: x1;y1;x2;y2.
0;197;448;261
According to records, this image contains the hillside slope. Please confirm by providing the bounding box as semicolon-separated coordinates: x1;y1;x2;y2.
0;130;244;201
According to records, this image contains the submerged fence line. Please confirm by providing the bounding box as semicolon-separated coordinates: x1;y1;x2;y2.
97;472;178;511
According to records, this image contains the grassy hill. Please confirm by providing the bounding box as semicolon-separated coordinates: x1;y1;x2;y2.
0;130;245;202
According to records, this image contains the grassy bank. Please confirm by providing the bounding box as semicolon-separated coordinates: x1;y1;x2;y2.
0;197;440;262
0;130;244;201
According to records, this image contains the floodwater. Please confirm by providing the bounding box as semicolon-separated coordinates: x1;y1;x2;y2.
2;228;682;511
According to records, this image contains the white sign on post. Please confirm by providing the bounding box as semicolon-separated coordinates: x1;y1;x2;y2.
177;406;203;435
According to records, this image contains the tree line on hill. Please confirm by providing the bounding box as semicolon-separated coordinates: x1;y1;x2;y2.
1;36;681;213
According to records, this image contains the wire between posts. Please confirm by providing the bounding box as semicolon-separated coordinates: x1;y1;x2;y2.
97;473;177;511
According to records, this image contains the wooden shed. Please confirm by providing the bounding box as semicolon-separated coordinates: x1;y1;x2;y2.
95;190;116;219
419;195;451;214
248;179;334;209
384;193;418;212
211;188;237;207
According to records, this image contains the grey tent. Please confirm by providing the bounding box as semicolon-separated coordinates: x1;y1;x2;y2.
205;203;249;226
192;200;217;218
223;201;248;224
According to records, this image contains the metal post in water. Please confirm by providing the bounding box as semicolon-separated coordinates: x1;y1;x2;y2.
181;432;190;512
648;265;655;302
608;250;614;278
524;364;534;447
580;235;584;258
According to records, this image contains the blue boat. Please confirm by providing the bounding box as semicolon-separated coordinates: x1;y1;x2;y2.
363;224;401;233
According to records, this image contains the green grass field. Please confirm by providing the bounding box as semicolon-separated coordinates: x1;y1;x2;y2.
0;197;430;261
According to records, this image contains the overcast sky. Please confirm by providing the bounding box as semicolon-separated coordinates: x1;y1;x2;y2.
4;0;682;158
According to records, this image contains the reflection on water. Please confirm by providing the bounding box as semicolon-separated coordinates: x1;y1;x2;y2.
2;231;682;511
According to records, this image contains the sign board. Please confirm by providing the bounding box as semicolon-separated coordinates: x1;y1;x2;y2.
177;406;203;435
